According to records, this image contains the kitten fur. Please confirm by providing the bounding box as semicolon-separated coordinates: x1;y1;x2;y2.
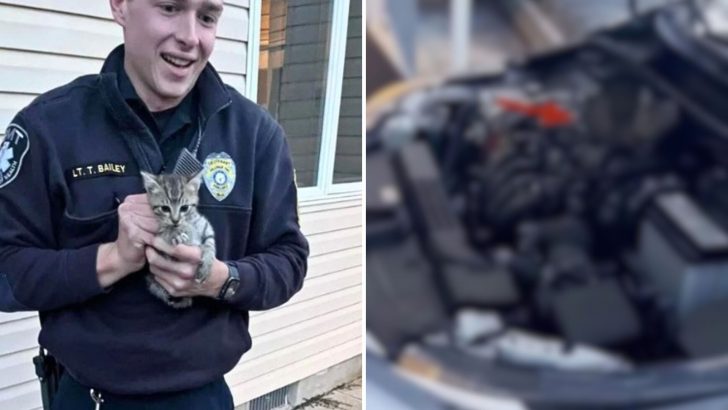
141;171;216;308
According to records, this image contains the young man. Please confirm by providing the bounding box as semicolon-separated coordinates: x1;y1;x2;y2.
0;0;309;408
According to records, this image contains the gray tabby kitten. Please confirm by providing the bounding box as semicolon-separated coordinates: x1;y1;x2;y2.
141;171;216;308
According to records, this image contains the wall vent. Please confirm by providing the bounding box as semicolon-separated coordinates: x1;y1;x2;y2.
249;384;293;410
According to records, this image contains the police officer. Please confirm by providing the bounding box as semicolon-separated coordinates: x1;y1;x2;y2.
0;0;309;409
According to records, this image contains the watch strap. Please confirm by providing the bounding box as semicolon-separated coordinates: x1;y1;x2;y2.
217;263;240;301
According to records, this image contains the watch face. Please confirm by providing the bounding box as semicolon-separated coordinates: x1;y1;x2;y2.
224;279;240;299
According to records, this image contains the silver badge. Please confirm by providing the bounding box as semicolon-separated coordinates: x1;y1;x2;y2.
203;152;236;201
0;124;30;189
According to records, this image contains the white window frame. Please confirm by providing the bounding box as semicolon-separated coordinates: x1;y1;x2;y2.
246;0;361;203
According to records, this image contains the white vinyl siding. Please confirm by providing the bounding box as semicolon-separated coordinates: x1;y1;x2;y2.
230;199;362;404
0;1;361;409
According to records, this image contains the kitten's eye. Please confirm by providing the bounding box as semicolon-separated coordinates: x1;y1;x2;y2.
160;206;171;213
180;205;190;213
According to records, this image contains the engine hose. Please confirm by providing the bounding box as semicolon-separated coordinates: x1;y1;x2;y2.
487;174;547;228
483;156;540;193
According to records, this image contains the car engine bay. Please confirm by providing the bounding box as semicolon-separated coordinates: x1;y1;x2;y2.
367;3;728;406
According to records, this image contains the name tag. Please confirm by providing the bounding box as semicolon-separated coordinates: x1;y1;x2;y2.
65;162;137;181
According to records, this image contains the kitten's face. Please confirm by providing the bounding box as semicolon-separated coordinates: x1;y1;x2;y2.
141;171;202;227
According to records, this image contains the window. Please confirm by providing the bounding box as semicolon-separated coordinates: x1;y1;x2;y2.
250;0;361;198
333;0;362;184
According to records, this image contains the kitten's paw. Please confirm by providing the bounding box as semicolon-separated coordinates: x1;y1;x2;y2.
194;266;211;284
195;246;215;284
195;250;213;284
147;275;193;308
169;233;189;247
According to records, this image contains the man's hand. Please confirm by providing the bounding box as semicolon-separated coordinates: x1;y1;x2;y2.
97;194;159;288
146;237;228;299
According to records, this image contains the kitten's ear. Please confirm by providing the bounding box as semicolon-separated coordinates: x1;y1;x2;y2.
140;171;161;193
186;170;204;192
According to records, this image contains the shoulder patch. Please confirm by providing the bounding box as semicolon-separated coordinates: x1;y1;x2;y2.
0;124;30;189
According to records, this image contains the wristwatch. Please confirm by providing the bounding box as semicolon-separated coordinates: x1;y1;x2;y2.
217;263;240;302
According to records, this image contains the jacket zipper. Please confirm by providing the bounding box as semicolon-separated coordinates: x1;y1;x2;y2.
90;388;104;410
190;99;232;158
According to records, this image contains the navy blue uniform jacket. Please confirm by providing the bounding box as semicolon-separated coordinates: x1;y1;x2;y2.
0;46;309;395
